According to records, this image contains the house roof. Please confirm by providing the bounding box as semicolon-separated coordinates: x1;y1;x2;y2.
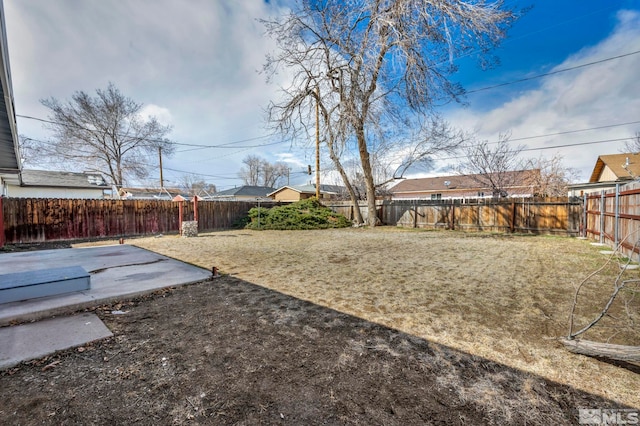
0;3;21;183
588;153;640;183
268;184;343;196
212;185;275;197
20;170;109;189
119;187;185;199
390;170;539;195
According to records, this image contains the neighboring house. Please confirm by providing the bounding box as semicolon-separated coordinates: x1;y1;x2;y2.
4;169;109;199
268;184;343;202
568;153;640;197
118;187;186;200
389;170;540;201
208;185;275;201
0;2;21;197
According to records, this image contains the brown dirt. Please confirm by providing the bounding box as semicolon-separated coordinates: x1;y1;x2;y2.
1;227;638;424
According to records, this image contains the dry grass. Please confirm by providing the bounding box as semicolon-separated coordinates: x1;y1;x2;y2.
77;227;640;408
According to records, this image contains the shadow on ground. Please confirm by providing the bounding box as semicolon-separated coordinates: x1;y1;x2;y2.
0;275;631;425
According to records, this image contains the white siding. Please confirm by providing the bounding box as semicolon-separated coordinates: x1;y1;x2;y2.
6;184;105;199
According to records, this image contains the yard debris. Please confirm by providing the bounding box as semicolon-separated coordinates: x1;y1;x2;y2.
41;360;61;371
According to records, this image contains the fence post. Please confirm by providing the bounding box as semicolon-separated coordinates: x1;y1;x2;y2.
600;190;605;244
614;183;620;249
450;201;455;231
582;193;587;238
0;196;4;247
510;202;516;233
413;199;417;228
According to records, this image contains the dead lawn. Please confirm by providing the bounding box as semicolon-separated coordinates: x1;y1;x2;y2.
79;227;640;408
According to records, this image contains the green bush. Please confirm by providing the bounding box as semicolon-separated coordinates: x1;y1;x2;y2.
245;198;351;230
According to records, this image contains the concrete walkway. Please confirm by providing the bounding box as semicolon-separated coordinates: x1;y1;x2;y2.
0;244;212;369
0;313;113;369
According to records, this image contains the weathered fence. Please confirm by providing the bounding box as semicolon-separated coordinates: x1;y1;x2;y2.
1;196;585;245
1;198;271;244
585;181;640;260
326;197;582;235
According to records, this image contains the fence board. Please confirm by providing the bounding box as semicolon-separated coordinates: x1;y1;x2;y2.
585;182;640;260
325;198;581;235
1;198;270;244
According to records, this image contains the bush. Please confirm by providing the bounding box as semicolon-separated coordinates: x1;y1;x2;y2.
245;198;351;230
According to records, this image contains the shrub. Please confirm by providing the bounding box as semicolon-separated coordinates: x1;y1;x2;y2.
245;198;351;230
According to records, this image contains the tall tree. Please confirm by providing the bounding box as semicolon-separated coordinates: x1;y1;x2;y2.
239;155;263;186
39;82;174;187
178;174;217;197
530;154;578;197
458;135;529;197
263;0;516;226
239;155;289;187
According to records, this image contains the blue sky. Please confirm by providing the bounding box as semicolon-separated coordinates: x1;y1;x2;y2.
5;0;640;189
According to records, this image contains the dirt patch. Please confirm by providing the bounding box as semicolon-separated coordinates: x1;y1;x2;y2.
2;227;638;423
102;227;640;408
0;277;622;424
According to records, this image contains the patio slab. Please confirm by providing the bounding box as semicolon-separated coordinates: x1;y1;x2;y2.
0;312;112;369
0;244;212;326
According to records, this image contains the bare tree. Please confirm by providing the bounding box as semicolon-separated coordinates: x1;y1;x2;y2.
239;155;263;186
263;0;516;226
39;82;174;187
239;155;289;187
17;134;39;168
623;131;640;153
178;174;216;197
458;135;530;197
529;154;579;197
262;161;290;188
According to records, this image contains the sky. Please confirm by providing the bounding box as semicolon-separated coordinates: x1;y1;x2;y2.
4;0;640;190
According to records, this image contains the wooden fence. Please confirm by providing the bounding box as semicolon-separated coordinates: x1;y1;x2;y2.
585;181;640;260
326;197;583;235
1;196;584;245
1;198;271;244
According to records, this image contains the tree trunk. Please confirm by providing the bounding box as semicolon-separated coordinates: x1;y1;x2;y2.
327;139;364;225
355;124;378;227
561;338;640;362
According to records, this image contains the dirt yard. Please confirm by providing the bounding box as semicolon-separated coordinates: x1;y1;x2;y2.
1;227;638;424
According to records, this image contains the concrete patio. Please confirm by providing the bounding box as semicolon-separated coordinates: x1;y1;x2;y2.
0;244;212;369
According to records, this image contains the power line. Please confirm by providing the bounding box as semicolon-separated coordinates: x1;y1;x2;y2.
466;49;640;94
506;120;640;143
435;136;632;162
15;113;282;149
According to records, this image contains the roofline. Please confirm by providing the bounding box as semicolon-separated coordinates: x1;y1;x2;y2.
0;1;21;181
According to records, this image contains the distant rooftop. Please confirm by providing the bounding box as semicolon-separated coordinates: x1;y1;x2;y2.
21;170;108;189
212;185;275;197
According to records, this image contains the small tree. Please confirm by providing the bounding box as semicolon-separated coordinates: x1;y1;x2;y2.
458;135;529;197
623;131;640;153
530;154;578;197
39;82;174;186
239;155;289;187
179;174;216;197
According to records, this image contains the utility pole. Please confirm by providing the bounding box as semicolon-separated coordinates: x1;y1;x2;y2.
158;147;164;189
315;86;320;199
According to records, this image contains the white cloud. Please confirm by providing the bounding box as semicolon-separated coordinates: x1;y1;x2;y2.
444;9;640;182
6;0;298;189
139;104;173;126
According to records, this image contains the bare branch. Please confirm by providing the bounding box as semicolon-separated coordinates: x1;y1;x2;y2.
40;82;174;186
